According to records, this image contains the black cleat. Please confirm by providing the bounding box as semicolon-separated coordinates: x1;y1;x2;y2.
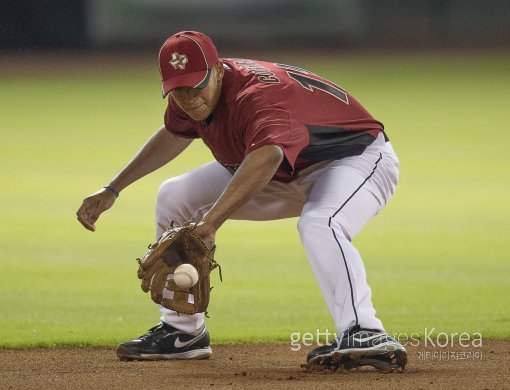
116;322;212;361
306;325;407;372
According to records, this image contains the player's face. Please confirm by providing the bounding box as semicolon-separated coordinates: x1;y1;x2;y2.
169;62;224;121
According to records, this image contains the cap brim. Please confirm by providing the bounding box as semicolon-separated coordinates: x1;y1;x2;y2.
162;68;212;97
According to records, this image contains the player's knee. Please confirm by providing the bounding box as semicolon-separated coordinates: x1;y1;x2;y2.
156;177;190;224
297;212;327;241
157;178;176;208
329;217;353;241
298;212;352;242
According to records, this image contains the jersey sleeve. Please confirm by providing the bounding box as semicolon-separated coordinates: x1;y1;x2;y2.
238;93;310;177
164;99;199;139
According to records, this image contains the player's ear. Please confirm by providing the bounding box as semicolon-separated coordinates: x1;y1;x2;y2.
214;61;224;82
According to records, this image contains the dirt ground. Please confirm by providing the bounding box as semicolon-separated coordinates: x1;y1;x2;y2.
1;341;508;389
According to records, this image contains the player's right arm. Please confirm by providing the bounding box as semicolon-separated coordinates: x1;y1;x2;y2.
76;125;192;232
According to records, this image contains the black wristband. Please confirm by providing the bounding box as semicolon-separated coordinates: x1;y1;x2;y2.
104;185;120;198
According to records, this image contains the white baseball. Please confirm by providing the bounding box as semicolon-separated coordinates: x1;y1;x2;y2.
173;264;199;288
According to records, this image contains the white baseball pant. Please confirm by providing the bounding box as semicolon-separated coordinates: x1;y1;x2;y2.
155;132;399;334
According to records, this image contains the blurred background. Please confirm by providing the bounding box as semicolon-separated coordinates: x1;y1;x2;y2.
1;0;509;52
1;1;509;347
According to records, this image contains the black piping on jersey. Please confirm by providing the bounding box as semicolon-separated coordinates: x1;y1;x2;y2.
300;125;377;161
327;153;383;327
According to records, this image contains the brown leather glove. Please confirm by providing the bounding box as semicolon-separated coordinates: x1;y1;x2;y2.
137;222;221;315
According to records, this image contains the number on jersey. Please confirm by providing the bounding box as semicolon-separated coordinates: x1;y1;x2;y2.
275;63;349;105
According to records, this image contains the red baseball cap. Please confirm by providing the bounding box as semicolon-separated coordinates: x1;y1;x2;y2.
158;31;219;97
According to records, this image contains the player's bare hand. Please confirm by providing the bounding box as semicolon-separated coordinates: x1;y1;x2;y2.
76;188;117;232
193;220;216;249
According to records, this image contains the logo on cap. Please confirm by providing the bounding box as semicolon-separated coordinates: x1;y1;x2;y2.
170;53;188;70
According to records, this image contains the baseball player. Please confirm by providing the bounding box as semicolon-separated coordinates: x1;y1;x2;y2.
77;31;407;370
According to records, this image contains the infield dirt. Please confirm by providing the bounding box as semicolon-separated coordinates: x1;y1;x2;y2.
1;341;507;389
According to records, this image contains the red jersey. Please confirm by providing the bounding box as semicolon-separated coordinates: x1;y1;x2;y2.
164;59;384;182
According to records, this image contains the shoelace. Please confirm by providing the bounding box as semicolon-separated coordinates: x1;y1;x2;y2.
138;322;166;340
332;324;363;351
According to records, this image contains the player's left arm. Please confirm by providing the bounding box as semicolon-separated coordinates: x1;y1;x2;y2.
193;144;284;245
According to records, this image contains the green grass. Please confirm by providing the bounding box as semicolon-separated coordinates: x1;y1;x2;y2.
1;52;509;348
